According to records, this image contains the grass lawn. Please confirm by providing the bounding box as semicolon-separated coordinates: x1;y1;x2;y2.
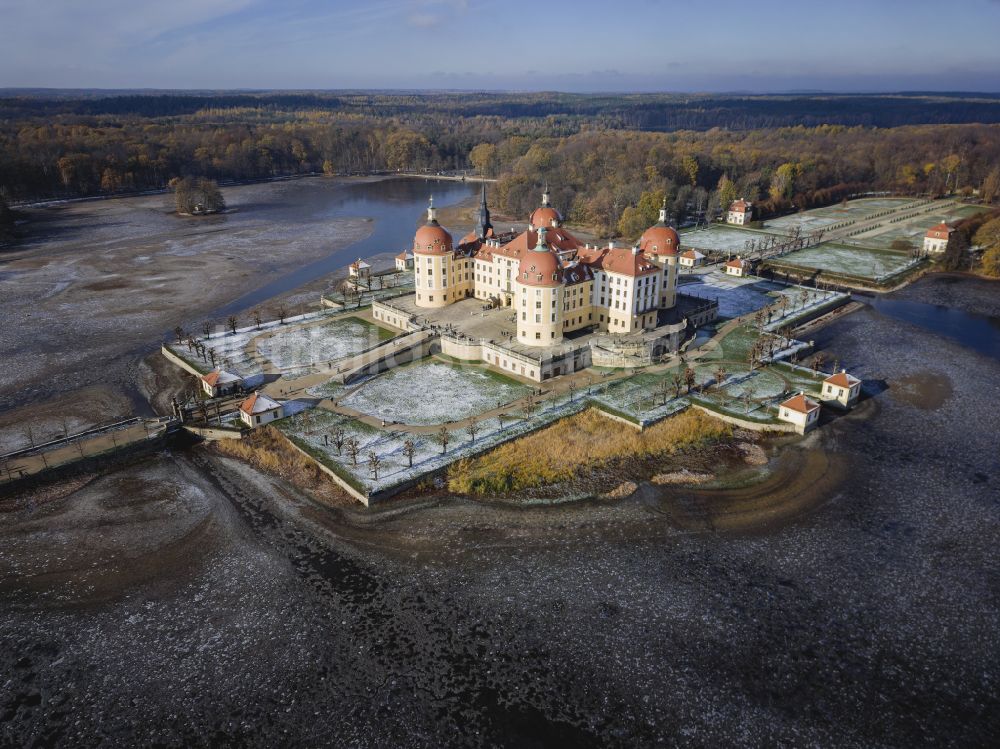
339;359;531;425
772;243;916;280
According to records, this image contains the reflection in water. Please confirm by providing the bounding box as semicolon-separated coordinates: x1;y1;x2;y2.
859;293;1000;361
210;177;478;318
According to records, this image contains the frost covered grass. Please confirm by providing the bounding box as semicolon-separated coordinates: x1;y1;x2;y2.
256;316;391;374
775;243;916;280
339;360;531;426
278;394;587;494
679;225;780;253
765;198;913;234
447;408;732;496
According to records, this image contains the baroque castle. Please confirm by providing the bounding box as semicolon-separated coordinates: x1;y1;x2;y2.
411;185;682;347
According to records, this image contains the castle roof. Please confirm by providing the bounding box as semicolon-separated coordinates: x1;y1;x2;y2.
639;224;680;256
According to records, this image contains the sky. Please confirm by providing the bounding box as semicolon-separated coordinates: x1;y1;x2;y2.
2;0;1000;93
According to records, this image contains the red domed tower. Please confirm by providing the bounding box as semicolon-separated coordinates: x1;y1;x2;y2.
413;196;456;309
529;183;563;230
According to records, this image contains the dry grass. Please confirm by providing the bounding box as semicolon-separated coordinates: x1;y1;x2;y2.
448;407;732;496
213;426;356;505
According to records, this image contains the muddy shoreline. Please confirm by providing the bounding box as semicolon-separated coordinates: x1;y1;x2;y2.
1;215;998;744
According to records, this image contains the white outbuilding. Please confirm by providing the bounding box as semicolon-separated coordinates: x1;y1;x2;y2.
778;392;821;434
238;392;284;428
821;370;861;408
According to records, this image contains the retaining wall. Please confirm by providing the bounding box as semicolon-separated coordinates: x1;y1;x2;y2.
160;344;208;377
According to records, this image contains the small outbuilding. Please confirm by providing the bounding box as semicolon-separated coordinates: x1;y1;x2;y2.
238;392;284;428
679;249;705;268
201;369;242;398
778;392;821;434
395;250;414;271
348;258;372;279
726;199;753;226
923;221;954;254
724;256;750;277
821;370;861;408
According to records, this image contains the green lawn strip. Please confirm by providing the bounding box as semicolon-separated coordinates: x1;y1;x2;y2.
583;398;643;426
690;394;780;424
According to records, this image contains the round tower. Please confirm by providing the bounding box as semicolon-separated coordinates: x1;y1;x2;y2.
413;196;455;309
515;226;565;347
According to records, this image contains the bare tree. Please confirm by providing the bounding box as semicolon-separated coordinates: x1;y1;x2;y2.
714;365;727;390
655;377;671;405
227;315;238;334
253;308;262;329
345;437;360;466
520;395;535;419
466;417;479;444
684;367;696;393
201;320;212;338
437;426;450;454
402;438;416;467
368;451;382;481
22;424;35;448
278;305;288;324
670;372;684;398
173;326;185;343
332;427;345;456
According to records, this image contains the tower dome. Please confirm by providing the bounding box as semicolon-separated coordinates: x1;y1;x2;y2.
639;198;679;255
413;195;452;254
518;226;563;287
529;183;562;229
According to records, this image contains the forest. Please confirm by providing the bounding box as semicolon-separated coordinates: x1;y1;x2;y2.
1;90;999;243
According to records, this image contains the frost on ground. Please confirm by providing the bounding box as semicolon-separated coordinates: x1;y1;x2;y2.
764;198;913;233
179;310;381;382
256;317;388;374
339;361;531;426
681;272;840;321
680;226;780;253
280;394;583;493
776;243;917;280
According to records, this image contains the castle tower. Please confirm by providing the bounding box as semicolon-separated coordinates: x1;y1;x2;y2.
413;195;455;309
515;225;565;347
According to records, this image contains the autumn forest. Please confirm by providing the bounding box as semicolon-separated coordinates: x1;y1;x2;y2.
2;91;1000;243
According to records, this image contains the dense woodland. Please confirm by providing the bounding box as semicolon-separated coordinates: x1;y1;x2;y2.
1;91;999;250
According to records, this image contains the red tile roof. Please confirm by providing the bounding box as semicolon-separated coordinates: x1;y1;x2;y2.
781;393;820;414
824;371;860;388
639;225;679;256
729;199;751;212
413;222;453;254
239;392;281;415
925;222;954;240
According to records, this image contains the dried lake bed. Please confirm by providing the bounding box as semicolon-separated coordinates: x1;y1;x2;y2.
1;273;998;745
0;171;998;746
